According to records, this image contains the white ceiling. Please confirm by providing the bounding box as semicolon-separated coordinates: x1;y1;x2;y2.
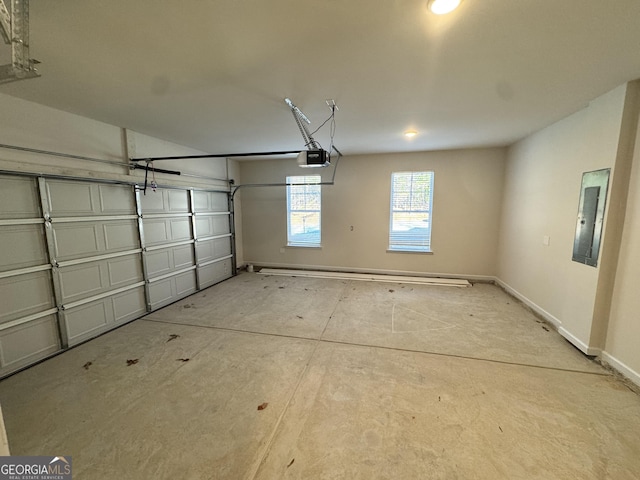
2;0;640;156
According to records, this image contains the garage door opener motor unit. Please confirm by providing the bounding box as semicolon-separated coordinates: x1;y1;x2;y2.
297;149;330;168
285;97;336;168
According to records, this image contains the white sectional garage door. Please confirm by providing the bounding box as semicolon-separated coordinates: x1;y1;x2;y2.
0;175;60;376
139;187;233;309
0;173;234;377
44;179;146;347
140;188;198;310
193;190;233;289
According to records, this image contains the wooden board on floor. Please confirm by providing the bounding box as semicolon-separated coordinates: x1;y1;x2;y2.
257;268;470;287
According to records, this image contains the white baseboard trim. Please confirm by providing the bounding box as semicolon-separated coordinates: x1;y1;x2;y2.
244;261;495;283
493;278;563;329
494;278;604;357
601;351;640;388
558;327;602;357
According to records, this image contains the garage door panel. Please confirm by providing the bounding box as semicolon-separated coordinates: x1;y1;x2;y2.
103;221;139;250
53;221;138;261
197;237;231;264
139;190;165;212
195;217;212;237
143;218;191;246
0;225;48;271
196;241;215;263
111;286;146;325
175;271;197;296
213;237;232;257
140;189;188;213
146;249;172;277
194;191;228;212
46;181;135;218
0;316;60;371
168;190;189;212
142;219;169;245
98;185;135;214
65;301;110;345
212;216;231;235
193;191;210;211
196;216;230;238
46;181;96;216
169;218;191;241
148;279;174;309
108;255;143;287
199;259;232;289
209;192;229;211
0;176;40;218
148;271;197;310
59;263;104;303
146;246;194;278
211;194;229;211
63;285;145;345
58;254;143;303
0;272;54;324
173;245;195;269
53;224;100;259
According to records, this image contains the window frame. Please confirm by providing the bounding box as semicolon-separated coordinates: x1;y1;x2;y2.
388;171;434;253
286;175;322;247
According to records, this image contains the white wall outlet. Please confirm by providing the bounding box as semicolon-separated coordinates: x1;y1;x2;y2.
543;235;550;246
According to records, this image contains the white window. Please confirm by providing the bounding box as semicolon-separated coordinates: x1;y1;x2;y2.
286;175;321;247
389;171;434;252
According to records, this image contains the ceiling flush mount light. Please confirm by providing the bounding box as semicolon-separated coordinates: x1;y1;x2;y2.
404;130;418;138
428;0;462;15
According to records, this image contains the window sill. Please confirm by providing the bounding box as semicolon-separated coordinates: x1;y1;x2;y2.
286;244;322;249
386;249;433;254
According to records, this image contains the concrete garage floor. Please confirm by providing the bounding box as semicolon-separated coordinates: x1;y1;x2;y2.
1;272;639;479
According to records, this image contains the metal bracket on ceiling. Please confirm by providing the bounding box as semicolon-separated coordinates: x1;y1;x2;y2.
325;99;338;112
0;0;40;84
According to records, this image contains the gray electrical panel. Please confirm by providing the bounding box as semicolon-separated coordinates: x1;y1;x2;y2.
572;169;610;267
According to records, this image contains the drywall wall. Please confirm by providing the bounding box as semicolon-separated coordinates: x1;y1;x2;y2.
239;148;506;278
497;84;628;354
0;91;125;177
0;92;230;191
589;82;640;351
604;83;640;384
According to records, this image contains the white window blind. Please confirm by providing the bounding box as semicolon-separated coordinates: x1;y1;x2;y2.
286;175;321;247
389;171;434;252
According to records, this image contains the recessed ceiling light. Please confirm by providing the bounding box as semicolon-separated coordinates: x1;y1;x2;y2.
428;0;462;15
404;130;418;138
